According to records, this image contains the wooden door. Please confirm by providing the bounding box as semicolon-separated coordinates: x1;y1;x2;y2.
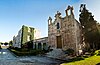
56;36;62;48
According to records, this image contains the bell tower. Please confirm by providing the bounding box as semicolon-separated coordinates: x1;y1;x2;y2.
65;5;74;16
48;16;52;25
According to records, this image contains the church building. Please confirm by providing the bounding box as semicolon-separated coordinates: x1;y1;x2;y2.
48;6;83;55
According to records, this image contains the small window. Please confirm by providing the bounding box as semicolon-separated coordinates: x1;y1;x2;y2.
57;23;60;29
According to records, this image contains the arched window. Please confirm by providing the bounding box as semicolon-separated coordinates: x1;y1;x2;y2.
57;23;60;29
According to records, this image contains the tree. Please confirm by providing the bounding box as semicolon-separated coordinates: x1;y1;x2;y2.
1;43;3;45
9;40;13;46
79;4;100;50
4;42;8;45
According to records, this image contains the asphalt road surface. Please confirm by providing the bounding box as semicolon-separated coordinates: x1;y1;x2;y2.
0;49;63;65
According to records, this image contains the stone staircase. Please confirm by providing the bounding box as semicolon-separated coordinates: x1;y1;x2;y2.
46;49;66;59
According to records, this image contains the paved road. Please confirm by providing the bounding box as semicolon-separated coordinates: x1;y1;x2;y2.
0;49;63;65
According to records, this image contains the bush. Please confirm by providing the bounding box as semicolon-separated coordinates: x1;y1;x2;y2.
83;55;89;58
64;48;74;55
70;56;84;62
94;50;100;56
9;48;47;56
21;48;29;51
0;46;1;49
14;47;21;51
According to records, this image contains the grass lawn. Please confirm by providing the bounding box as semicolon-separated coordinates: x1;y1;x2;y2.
61;56;100;65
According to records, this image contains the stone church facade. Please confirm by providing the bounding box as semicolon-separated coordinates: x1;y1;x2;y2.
48;6;82;55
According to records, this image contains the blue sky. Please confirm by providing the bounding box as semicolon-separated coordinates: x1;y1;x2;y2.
0;0;100;42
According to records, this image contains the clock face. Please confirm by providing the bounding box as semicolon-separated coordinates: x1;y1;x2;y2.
57;22;60;29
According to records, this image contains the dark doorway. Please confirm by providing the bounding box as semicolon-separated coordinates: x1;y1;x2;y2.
43;43;46;50
38;43;42;49
56;36;62;48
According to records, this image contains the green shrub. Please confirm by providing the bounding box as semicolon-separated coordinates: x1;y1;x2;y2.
83;55;89;58
71;56;84;62
0;46;1;49
13;47;21;51
21;48;28;51
94;50;100;56
64;48;74;55
10;48;47;56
